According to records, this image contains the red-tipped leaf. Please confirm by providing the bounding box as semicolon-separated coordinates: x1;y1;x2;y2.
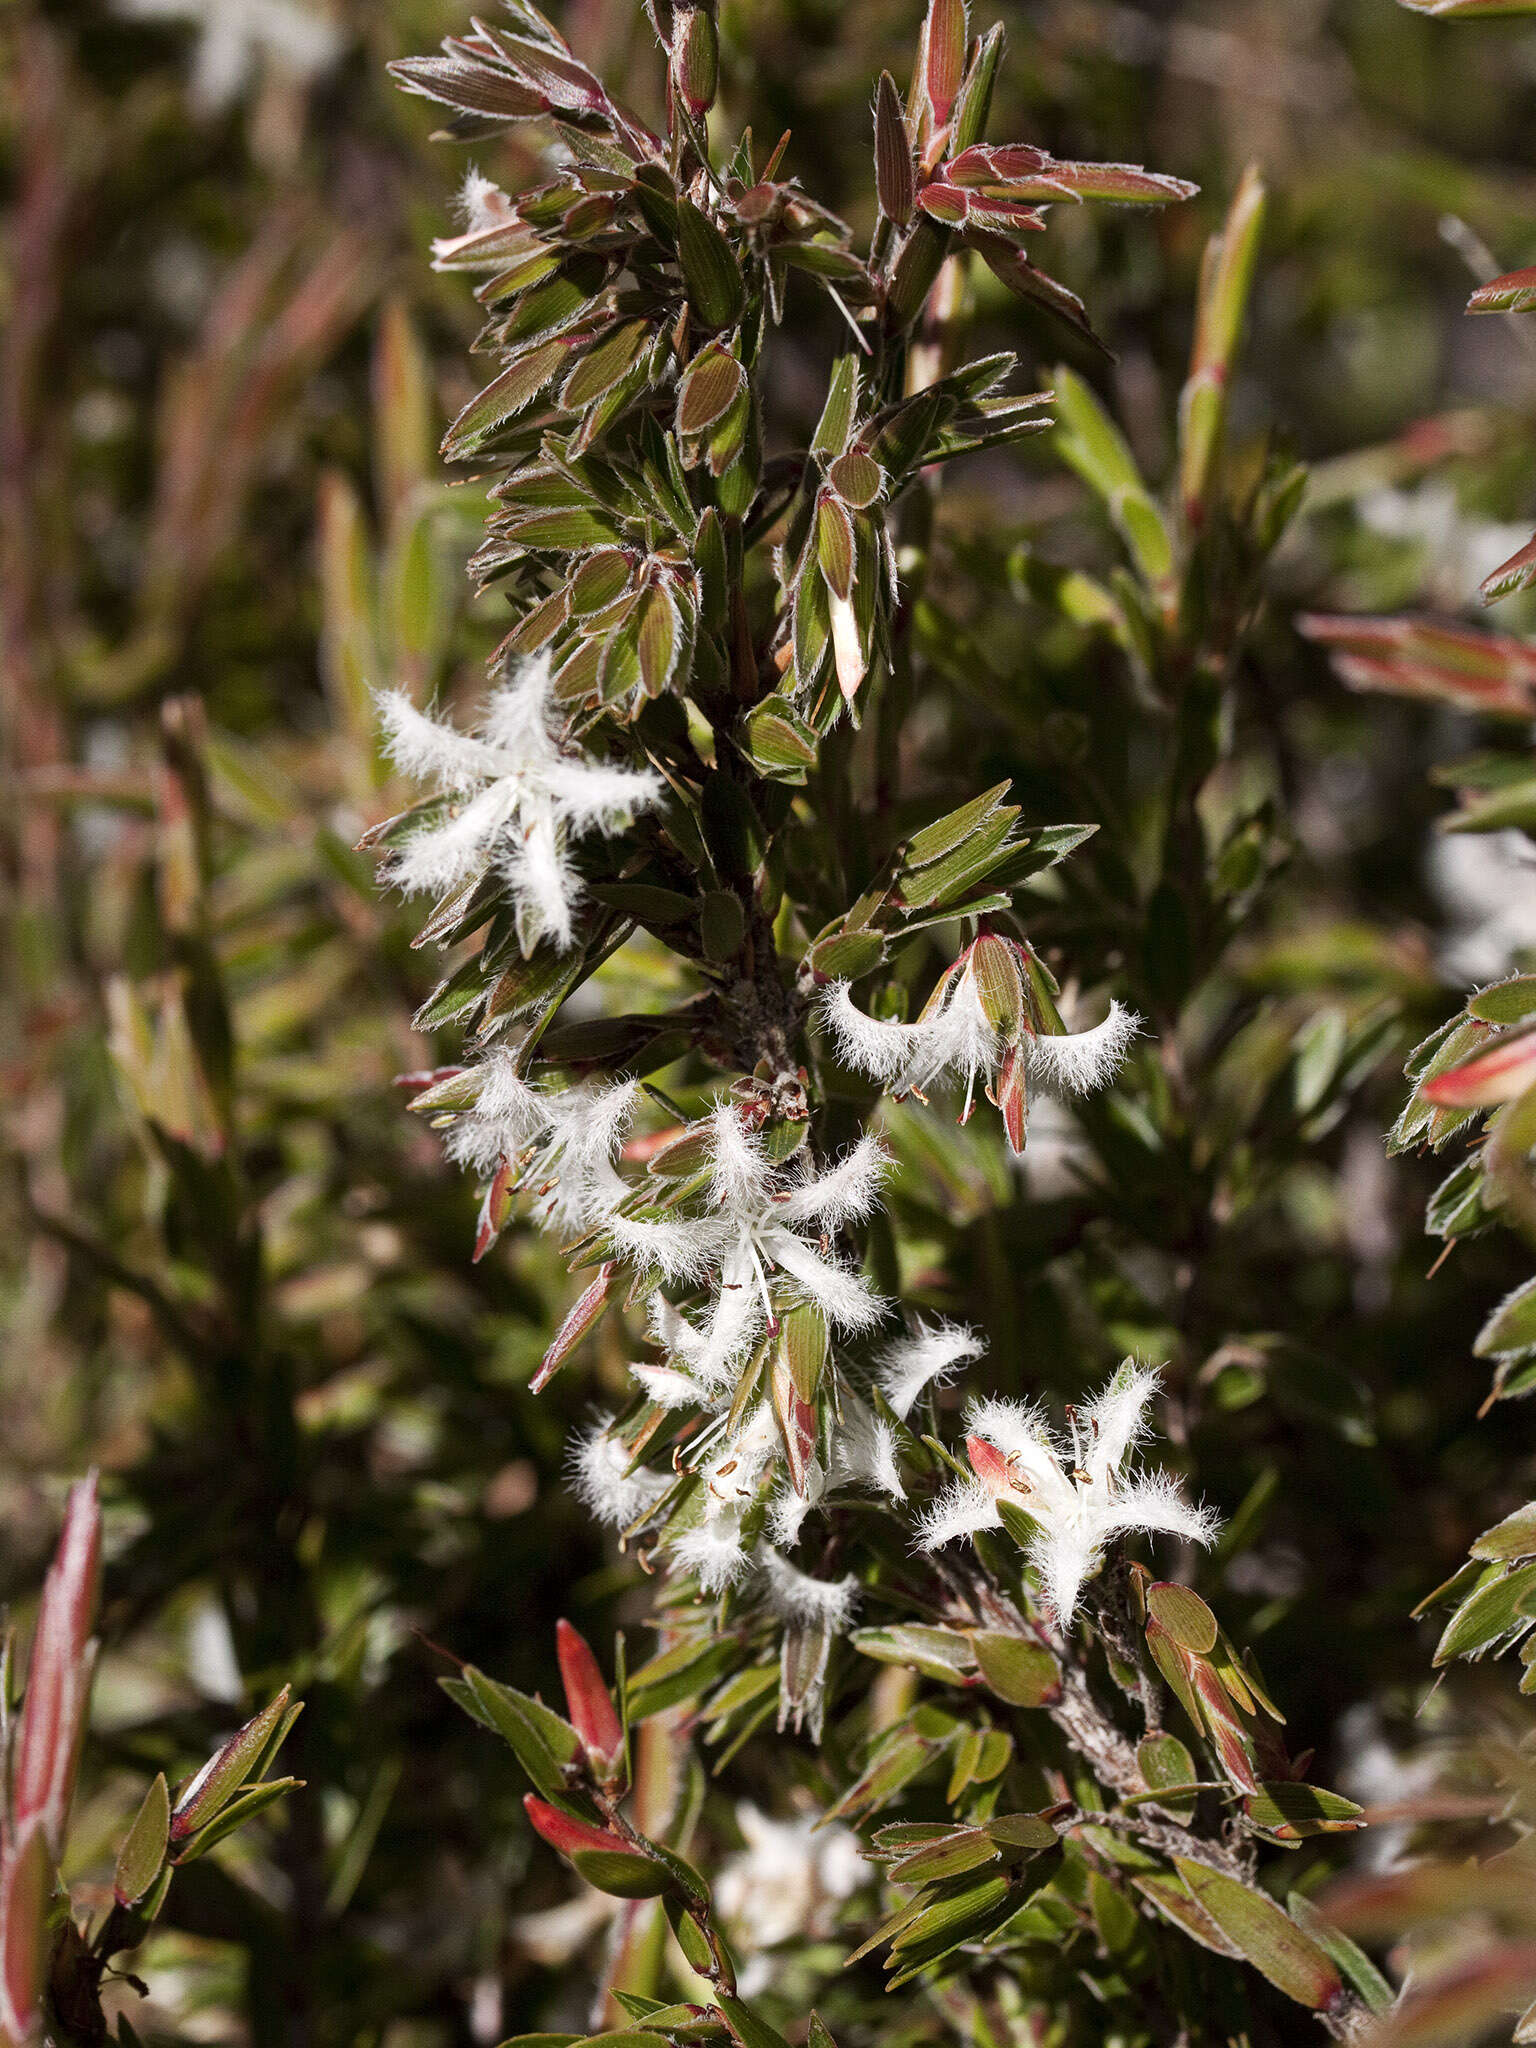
14;1475;100;1856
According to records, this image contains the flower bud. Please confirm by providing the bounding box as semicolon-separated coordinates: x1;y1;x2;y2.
966;934;1025;1038
671;3;719;120
523;1795;672;1898
554;1620;625;1777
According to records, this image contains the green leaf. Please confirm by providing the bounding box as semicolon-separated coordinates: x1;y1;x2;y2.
889;1828;999;1885
625;1637;740;1719
676;200;746;330
905;782;1013;867
1136;1733;1197;1824
742;695;818;780
852;1625;978;1683
717;1998;792;2048
562;319;651;410
1476;1279;1536;1360
1433;1559;1536;1664
677;342;746;436
1052;365;1173;588
884;1873;1018;1985
569;1847;673;1898
1286;1893;1395;2015
1146;1582;1218;1655
114;1772;170;1905
986;1812;1060;1851
1471;1502;1536;1562
1173;1859;1343;2008
170;1688;298;1842
873;71;915;226
971;1632;1061;1707
812;355;860;459
456;1668;581;1793
1133;1871;1243;1958
1469;976;1536;1025
1243;1783;1364;1837
173;1777;303;1862
441;342;566;460
808;928;887;980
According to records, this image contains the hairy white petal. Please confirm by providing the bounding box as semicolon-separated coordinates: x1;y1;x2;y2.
759;1550;860;1631
542;756;664;827
377;687;496;791
916;1478;1002;1549
605;1211;723;1282
671;1516;751;1592
377;658;660;951
817;982;949;1084
1082;1361;1158;1489
569;1421;670;1529
1096;1472;1220;1551
768;1465;824;1547
650;1294;710;1369
912;977;996;1096
703;1403;779;1511
707;1104;773;1213
1026;1001;1140;1096
385;783;515;897
765;1228;885;1334
697;1240;768;1382
965;1397;1077;1521
471;1049;549;1137
775;1132;890;1228
633;1363;705;1409
876;1319;984;1419
834;1401;904;1498
458;167;511;233
503;808;579;950
1033;1521;1102;1630
481;658;559;756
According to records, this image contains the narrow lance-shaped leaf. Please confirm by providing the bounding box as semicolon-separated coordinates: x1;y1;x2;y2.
874;71;915;226
170;1686;296;1843
1179;164;1266;528
114;1772;171;1906
676;199;746;331
13;1474;100;1857
1173;1859;1344;2010
532;1262;620;1392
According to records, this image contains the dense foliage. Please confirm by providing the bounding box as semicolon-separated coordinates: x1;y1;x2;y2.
6;0;1536;2044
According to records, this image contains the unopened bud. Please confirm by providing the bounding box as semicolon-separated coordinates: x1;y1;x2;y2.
555;1620;625;1777
672;3;719;120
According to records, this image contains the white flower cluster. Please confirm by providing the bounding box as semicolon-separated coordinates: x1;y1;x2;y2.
377;654;662;953
918;1362;1218;1625
401;785;1182;1637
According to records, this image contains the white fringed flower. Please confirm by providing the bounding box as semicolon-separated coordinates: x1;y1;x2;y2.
917;1363;1218;1626
440;1053;637;1239
819;932;1139;1154
760;1550;860;1632
876;1319;984;1420
569;1419;674;1530
610;1107;890;1385
377;655;662;953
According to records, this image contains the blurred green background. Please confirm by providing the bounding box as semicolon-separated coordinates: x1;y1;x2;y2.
6;0;1536;2041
